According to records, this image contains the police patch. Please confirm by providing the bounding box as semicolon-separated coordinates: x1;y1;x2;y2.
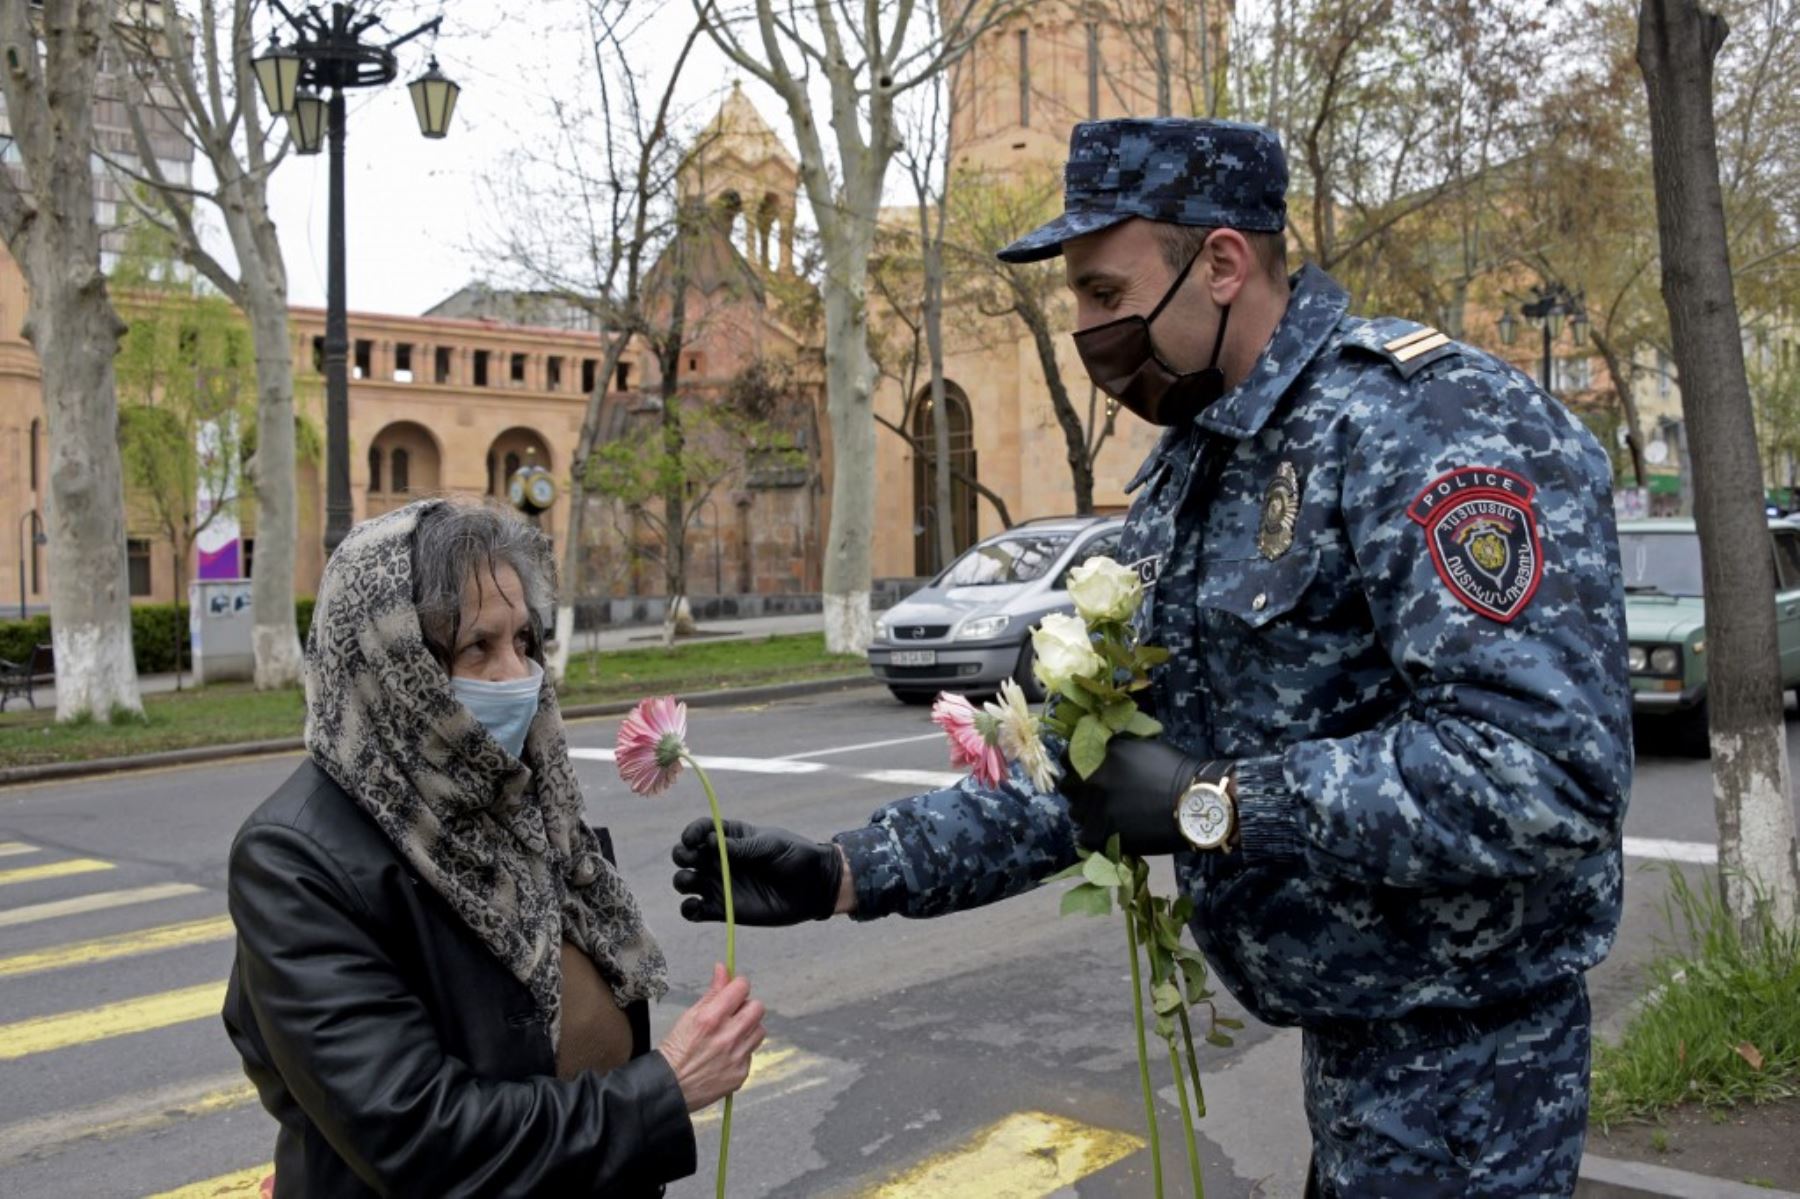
1406;467;1543;623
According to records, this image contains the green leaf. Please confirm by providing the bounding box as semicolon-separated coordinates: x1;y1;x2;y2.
1101;695;1139;732
1152;979;1185;1015
1206;1030;1236;1048
1081;854;1127;888
1060;882;1112;918
1136;645;1172;668
1215;1016;1245;1030
1179;958;1211;999
1056;681;1094;711
1123;710;1164;738
1070;714;1112;779
1154;1013;1177;1041
1044;860;1088;884
1104;834;1123;864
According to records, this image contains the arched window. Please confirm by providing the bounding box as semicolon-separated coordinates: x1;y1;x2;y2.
487;452;498;495
391;448;410;494
504;451;521;480
368;445;382;493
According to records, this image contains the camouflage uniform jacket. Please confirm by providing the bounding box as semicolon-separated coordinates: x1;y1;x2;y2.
834;264;1633;1027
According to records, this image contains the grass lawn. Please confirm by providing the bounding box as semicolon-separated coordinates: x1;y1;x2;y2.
1590;868;1800;1129
0;634;865;769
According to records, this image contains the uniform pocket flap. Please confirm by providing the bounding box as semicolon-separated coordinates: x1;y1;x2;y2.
1198;547;1322;628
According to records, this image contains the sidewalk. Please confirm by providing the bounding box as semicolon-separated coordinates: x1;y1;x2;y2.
14;612;832;709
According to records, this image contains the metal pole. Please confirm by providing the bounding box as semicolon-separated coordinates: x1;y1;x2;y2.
17;511;26;620
1541;321;1553;393
323;87;352;557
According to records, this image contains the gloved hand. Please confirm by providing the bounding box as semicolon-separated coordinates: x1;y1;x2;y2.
1060;736;1204;855
671;818;844;925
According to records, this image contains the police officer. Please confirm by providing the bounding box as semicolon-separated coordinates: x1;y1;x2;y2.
672;119;1631;1197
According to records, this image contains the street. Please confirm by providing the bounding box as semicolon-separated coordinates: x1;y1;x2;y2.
0;685;1787;1198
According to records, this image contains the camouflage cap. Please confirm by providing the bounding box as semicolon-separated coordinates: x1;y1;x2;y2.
997;118;1288;264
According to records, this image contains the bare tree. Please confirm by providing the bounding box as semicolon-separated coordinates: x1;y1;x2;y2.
0;0;144;720
110;0;303;688
1638;0;1800;930
693;0;1011;653
482;3;705;676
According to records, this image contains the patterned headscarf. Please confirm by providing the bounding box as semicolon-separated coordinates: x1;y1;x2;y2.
303;499;667;1041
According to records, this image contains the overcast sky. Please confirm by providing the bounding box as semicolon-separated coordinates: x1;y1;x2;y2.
244;1;792;315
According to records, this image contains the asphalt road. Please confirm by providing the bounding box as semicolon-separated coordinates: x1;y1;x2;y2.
0;686;1790;1198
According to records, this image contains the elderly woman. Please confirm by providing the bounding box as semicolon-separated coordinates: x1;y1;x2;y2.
224;498;761;1197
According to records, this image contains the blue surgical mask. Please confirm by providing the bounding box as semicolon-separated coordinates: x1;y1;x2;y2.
451;659;544;758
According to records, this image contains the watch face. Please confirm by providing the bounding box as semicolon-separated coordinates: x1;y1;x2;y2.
527;473;556;509
1179;784;1233;850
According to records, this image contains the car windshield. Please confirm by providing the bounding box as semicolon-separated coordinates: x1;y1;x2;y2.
938;533;1073;586
1618;532;1704;597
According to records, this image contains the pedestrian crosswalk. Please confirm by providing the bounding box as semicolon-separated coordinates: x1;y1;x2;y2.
0;834;1158;1198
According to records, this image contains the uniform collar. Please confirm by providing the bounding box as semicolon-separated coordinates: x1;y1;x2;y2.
1193;263;1348;441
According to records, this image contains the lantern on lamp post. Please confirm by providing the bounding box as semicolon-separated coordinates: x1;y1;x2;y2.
250;3;459;558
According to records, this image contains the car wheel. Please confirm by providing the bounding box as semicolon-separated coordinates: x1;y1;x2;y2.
1677;700;1712;758
1014;641;1046;703
889;687;936;707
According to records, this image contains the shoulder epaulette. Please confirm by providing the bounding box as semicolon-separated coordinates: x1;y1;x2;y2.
1341;316;1463;381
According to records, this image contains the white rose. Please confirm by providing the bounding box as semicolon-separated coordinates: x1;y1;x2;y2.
1032;612;1105;693
1066;556;1143;624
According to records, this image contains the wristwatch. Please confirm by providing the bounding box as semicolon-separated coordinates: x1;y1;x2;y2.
1174;763;1236;852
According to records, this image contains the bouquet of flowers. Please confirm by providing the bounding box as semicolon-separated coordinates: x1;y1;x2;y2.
931;557;1238;1197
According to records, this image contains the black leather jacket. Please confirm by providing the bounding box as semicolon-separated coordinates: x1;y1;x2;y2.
223;760;695;1198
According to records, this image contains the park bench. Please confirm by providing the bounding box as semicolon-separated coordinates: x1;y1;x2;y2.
0;643;53;712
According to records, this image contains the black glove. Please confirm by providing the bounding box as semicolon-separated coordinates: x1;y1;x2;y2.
671;818;843;925
1060;736;1203;856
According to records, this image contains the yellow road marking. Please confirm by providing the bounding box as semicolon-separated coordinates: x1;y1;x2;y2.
143;1163;271;1198
858;1110;1145;1198
0;858;114;887
692;1042;822;1129
0;841;39;857
0;981;227;1061
0;915;234;978
0;1072;256;1167
0;881;204;928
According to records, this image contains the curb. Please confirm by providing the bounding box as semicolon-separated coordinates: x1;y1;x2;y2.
1579;1153;1800;1198
0;673;879;788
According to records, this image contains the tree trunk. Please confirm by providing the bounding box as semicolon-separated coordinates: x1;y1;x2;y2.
0;0;144;720
243;277;303;687
820;254;879;655
1592;328;1650;487
657;231;692;651
549;334;630;684
1016;295;1096;514
1638;0;1800;931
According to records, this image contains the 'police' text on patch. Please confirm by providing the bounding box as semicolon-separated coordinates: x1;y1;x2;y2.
1406;468;1543;623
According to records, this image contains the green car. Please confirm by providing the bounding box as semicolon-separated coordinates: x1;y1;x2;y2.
1619;517;1800;754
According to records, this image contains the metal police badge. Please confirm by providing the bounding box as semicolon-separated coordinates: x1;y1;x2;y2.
1258;462;1300;559
1406;467;1543;623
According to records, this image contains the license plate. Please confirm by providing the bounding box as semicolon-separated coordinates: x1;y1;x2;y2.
890;650;937;667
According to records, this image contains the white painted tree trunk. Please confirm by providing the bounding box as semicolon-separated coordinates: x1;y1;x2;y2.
820;269;878;655
0;0;144;721
244;285;304;688
1638;0;1800;932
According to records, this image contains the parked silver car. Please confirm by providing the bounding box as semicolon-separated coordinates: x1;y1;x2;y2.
868;515;1127;705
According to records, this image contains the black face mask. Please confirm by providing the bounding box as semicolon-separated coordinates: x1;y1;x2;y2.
1072;247;1232;427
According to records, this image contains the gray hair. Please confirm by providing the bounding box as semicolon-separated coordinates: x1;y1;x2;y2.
409;499;556;673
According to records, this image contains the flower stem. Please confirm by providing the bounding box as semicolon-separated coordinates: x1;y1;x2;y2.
1177;1007;1206;1118
1168;1037;1204;1197
1124;900;1164;1198
689;758;734;1198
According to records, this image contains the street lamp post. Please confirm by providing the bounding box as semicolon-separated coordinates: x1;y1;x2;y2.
17;510;45;620
251;3;460;559
1499;282;1586;394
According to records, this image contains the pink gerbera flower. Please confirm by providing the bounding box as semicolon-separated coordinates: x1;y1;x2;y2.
616;696;689;795
932;691;1008;788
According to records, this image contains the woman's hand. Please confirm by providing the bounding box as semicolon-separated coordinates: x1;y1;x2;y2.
657;964;766;1113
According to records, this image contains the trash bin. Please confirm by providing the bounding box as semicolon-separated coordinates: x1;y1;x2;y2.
189;578;254;685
